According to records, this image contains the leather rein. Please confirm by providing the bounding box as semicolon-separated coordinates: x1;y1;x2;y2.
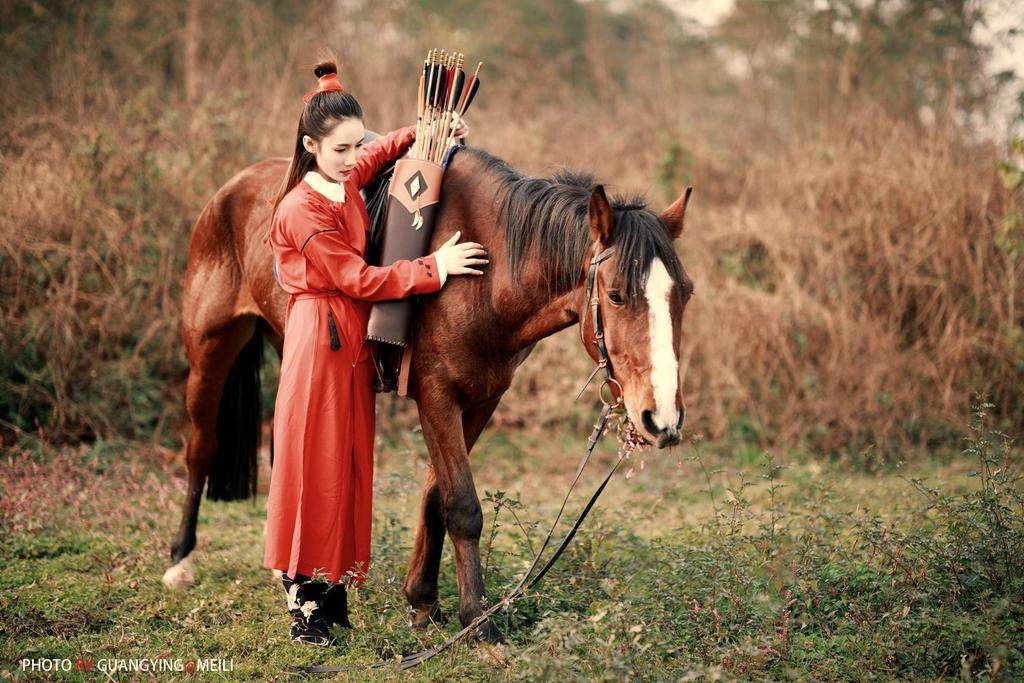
295;245;626;674
576;244;622;409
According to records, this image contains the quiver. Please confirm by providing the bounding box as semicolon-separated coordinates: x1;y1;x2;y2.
365;158;445;347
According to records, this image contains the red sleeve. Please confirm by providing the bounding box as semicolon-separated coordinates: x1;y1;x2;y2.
301;228;442;301
352;126;417;189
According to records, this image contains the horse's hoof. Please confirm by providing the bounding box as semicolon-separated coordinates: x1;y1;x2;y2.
161;553;195;591
412;604;445;629
473;619;505;645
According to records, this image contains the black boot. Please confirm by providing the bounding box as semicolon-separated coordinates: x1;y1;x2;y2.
282;574;331;647
321;583;352;629
289;613;330;647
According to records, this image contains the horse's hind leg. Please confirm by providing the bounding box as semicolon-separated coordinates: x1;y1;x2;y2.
163;315;258;590
404;467;446;627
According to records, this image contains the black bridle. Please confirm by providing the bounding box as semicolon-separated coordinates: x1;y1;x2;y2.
294;244;627;675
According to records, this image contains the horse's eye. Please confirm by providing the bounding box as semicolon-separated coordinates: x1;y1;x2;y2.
607;290;625;306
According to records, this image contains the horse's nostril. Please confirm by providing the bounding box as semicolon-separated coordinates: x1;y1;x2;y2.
641;410;659;436
677;408;685;430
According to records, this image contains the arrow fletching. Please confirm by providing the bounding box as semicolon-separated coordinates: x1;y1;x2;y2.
410;49;482;162
461;77;481;116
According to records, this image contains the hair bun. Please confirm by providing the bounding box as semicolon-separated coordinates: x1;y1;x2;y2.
313;60;338;79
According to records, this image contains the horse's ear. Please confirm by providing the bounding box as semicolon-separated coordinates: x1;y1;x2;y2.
661;186;693;239
588;185;615;244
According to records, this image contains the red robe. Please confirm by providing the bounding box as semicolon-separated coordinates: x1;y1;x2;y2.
263;126;441;583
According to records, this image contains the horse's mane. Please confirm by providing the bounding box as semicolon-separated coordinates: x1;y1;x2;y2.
462;147;686;305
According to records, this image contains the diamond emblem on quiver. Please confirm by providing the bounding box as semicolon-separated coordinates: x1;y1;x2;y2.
405;171;428;201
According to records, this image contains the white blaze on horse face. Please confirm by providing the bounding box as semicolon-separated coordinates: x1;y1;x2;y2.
645;258;679;431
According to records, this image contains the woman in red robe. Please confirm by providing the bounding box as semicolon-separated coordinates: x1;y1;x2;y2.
264;58;487;646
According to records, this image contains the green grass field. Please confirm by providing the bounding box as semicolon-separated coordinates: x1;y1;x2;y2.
2;406;1022;681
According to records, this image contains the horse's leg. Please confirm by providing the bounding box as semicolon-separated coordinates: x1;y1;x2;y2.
163;315;258;590
404;466;445;627
416;395;505;643
404;398;500;628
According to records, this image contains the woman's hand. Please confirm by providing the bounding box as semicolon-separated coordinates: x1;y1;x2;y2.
433;230;488;277
454;116;469;139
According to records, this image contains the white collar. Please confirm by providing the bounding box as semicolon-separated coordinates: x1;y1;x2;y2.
303;171;346;203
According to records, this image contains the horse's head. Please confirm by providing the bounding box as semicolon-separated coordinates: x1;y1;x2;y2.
582;186;693;449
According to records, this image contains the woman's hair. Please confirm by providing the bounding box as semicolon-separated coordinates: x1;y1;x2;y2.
270;58;364;219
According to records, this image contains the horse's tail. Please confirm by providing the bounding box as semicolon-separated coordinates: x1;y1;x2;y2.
206;327;263;501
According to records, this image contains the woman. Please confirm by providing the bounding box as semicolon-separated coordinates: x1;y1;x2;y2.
264;58;487;646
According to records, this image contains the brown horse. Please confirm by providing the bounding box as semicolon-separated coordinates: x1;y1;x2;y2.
162;144;693;643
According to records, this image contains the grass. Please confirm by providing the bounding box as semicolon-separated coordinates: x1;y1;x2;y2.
2;402;1021;681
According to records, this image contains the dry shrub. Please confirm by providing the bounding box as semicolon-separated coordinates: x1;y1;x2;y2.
0;5;313;442
0;116;190;441
1;4;1020;454
670;104;1022;450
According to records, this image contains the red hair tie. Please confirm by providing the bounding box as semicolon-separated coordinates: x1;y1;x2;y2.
303;73;345;103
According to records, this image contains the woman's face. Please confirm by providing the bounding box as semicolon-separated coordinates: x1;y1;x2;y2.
303;117;365;183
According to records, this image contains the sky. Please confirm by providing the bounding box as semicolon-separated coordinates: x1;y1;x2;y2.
664;0;734;26
974;0;1024;139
